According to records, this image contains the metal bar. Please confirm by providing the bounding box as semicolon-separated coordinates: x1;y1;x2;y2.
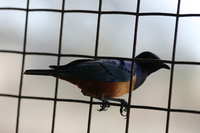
165;0;181;133
51;0;66;133
15;0;30;133
1;7;200;17
86;0;102;133
125;0;141;133
1;93;200;115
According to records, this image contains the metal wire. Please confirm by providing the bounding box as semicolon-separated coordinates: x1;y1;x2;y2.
1;0;200;133
51;0;66;132
125;0;141;132
15;0;30;132
165;0;181;133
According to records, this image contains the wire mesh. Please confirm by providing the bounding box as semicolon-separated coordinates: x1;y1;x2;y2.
1;0;200;133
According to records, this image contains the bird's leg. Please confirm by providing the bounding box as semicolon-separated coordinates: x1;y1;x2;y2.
102;98;128;117
119;100;128;117
97;99;110;111
81;90;110;111
81;91;127;115
81;91;128;116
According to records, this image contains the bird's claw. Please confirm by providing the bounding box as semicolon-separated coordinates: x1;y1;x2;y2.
98;100;110;111
120;101;128;117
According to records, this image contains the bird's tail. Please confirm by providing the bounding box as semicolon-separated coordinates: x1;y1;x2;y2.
24;69;59;76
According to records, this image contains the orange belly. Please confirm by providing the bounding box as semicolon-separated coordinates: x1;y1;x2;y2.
55;75;137;99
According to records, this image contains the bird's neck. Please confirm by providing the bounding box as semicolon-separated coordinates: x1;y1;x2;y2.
134;64;148;89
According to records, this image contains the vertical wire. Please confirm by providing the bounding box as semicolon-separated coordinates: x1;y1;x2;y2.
94;0;102;59
165;0;181;133
16;0;30;132
51;0;65;132
87;0;102;133
87;97;93;133
125;0;141;132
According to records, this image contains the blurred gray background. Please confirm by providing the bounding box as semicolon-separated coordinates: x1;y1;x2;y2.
1;0;200;133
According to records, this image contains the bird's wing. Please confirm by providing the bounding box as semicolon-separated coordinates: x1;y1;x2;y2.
50;59;133;82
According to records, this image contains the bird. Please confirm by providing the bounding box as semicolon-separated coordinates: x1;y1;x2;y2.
24;51;170;116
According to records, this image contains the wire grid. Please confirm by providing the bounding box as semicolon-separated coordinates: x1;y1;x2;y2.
1;0;200;133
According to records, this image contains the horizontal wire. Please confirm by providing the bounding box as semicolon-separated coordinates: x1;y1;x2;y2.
1;50;200;65
0;7;200;17
0;93;199;115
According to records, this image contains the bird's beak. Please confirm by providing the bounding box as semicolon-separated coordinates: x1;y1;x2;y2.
162;63;170;70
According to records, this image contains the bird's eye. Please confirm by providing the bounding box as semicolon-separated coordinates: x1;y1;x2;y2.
148;56;153;59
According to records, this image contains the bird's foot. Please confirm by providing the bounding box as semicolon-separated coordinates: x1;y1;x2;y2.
119;100;128;117
81;91;111;112
98;100;110;112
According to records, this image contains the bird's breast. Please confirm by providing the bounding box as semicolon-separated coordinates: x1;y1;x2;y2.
58;75;137;99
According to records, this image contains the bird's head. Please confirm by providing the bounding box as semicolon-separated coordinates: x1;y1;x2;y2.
135;51;170;75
